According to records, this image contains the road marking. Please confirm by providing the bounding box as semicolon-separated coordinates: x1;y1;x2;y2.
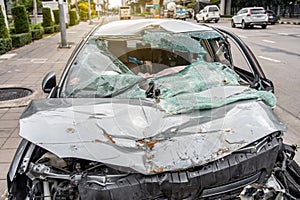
258;56;281;63
0;53;17;60
262;39;275;44
238;35;248;39
31;58;47;63
278;33;288;35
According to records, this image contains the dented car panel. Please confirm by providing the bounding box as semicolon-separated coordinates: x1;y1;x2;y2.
7;19;300;199
19;97;286;175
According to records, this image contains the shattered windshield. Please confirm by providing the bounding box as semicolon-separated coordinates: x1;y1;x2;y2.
61;26;276;114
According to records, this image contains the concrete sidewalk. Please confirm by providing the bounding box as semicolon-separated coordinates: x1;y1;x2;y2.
0;17;115;197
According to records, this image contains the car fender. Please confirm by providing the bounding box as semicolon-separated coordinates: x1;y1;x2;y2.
7;139;32;189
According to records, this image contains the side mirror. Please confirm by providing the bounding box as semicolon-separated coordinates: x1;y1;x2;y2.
42;71;56;93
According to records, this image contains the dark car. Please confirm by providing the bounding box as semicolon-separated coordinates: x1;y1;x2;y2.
186;10;193;19
266;9;279;24
7;19;300;199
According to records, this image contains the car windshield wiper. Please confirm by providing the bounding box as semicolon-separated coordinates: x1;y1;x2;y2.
145;81;161;99
96;77;147;98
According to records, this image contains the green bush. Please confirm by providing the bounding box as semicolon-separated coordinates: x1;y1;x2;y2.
9;27;15;34
11;5;30;34
11;32;32;48
43;26;54;34
0;38;12;54
79;10;88;20
52;9;60;25
69;9;78;26
0;5;9;38
31;29;44;40
30;23;43;30
42;7;53;27
53;24;60;32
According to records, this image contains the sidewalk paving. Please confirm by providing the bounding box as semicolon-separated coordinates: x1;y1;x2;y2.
0;17;113;197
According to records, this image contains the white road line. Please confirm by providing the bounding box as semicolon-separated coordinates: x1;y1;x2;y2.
0;53;17;60
278;33;288;35
258;56;281;63
262;39;275;43
238;35;248;39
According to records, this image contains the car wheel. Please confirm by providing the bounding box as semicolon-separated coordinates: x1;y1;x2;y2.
241;21;247;29
231;20;236;28
215;19;219;23
271;22;275;25
196;19;199;23
261;24;267;29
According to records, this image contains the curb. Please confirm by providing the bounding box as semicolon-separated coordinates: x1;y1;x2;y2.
278;21;300;25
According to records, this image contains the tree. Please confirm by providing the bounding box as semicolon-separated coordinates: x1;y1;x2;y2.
0;5;9;38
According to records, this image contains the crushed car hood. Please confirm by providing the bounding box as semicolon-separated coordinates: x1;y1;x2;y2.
20;89;286;174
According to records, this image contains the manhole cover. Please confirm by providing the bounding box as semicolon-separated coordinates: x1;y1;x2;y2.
0;87;33;101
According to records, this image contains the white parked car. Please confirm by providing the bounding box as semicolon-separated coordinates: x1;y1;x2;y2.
195;5;220;23
232;7;268;29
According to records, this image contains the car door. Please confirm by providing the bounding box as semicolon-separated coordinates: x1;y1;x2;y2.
217;28;274;91
234;9;245;24
196;9;204;20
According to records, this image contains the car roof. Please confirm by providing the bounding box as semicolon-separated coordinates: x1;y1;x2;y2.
205;5;219;7
244;7;265;10
94;19;213;36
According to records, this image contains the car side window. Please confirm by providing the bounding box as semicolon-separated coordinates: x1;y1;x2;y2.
226;37;253;73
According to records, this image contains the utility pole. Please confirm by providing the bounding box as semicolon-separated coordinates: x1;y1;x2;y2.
58;0;68;48
33;0;37;24
88;0;92;24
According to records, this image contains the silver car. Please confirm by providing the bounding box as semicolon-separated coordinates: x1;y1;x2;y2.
232;7;268;29
6;19;300;199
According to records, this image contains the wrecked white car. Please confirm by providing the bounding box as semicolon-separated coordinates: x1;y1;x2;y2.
7;19;300;199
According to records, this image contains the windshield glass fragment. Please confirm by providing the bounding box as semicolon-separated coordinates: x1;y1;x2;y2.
61;27;276;114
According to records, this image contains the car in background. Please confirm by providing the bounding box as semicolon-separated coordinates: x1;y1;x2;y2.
266;9;279;24
186;10;193;19
6;19;300;199
232;7;268;29
173;7;186;20
195;5;220;23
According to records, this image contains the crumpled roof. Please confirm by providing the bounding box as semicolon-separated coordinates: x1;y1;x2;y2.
94;19;212;36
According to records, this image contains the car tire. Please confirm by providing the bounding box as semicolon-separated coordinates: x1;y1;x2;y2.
261;24;267;29
196;19;199;23
215;19;219;23
231;20;236;28
241;21;247;29
271;22;275;25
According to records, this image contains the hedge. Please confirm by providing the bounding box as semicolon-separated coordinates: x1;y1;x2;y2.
11;32;32;48
42;7;53;27
31;29;44;40
11;5;30;34
69;9;78;26
0;5;9;38
0;38;12;54
43;26;54;34
79;10;88;21
52;9;60;25
54;24;60;32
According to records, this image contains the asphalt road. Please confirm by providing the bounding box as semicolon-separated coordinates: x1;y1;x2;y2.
188;19;300;162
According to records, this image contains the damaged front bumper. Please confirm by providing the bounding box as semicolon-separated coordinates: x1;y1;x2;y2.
8;131;300;199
